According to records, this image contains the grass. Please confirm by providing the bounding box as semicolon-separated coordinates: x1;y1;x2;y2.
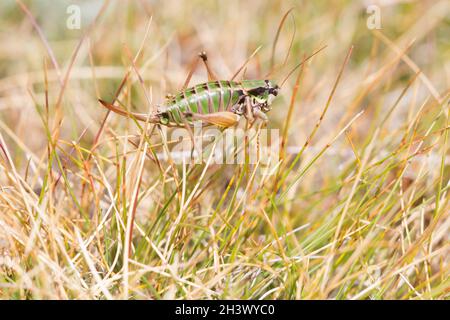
0;0;449;299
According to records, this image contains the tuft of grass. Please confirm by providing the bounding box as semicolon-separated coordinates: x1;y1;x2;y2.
0;0;449;299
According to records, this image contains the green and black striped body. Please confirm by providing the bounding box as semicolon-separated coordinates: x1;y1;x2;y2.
156;79;278;126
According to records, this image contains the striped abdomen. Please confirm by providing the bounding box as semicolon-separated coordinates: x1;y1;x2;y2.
158;80;266;126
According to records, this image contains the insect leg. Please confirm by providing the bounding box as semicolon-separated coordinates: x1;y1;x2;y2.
182;54;202;89
252;108;269;123
98;99;156;122
179;113;201;162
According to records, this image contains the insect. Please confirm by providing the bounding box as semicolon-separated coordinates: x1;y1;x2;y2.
99;78;279;129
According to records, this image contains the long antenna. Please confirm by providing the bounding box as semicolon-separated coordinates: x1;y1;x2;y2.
279;45;327;88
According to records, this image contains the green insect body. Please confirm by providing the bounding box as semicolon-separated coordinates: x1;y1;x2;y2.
100;79;279;128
